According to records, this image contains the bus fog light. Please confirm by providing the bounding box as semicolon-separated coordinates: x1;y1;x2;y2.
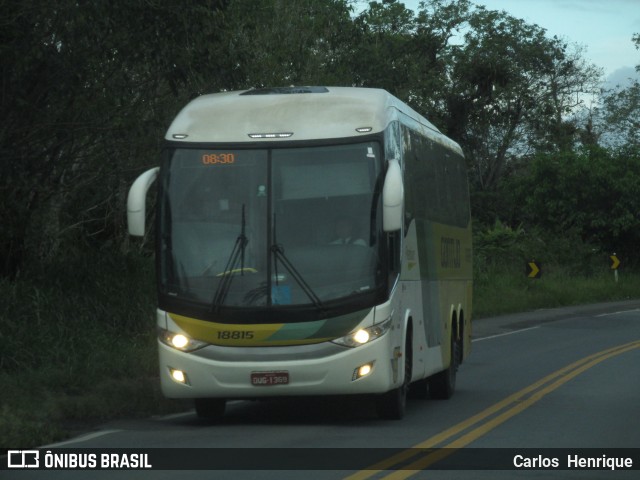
353;362;375;381
170;368;189;385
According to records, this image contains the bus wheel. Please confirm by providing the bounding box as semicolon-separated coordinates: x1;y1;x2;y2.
376;335;412;420
195;398;226;420
429;333;459;400
410;377;429;399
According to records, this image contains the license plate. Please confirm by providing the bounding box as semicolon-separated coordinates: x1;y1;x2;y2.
250;371;289;386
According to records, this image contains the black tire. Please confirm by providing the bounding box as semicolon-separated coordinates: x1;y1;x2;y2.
429;332;459;400
194;398;226;420
376;333;412;419
409;377;429;400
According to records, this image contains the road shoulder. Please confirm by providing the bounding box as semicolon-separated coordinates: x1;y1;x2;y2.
473;299;640;339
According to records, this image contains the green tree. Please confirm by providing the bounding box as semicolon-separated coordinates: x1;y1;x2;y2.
350;0;420;98
0;0;229;277
509;147;640;265
360;2;602;194
526;42;602;153
222;0;355;89
598;34;640;148
0;0;613;278
445;8;600;190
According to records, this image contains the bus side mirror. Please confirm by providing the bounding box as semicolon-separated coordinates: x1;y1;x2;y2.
382;159;404;232
127;167;159;236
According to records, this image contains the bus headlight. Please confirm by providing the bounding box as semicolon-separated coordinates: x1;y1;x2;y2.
332;318;391;348
159;328;209;352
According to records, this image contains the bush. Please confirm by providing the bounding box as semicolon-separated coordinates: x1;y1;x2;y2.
505;146;640;268
0;249;187;448
1;250;157;374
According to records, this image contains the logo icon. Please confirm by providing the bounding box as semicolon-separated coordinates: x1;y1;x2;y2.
7;450;40;468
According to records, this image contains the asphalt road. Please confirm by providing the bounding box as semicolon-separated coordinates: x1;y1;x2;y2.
4;300;640;479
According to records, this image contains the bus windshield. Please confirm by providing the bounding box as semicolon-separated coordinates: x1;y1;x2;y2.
158;142;384;313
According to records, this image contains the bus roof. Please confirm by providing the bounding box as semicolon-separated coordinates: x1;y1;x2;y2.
166;86;457;151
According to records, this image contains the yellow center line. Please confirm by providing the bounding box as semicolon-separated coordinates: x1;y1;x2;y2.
344;339;640;480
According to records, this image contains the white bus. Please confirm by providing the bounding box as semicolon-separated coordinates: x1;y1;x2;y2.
127;86;472;420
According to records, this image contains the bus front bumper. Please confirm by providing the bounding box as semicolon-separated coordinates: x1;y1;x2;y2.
158;335;401;399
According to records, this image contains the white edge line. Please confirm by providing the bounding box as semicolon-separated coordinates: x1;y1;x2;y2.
41;429;122;448
158;411;194;421
596;308;640;317
473;326;540;342
157;400;244;421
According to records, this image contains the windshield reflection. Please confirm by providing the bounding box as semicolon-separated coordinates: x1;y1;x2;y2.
159;142;383;312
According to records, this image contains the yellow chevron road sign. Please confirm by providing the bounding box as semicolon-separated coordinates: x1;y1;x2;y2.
527;260;541;279
610;254;620;270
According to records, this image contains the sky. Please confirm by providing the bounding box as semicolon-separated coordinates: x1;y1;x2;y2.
398;0;640;88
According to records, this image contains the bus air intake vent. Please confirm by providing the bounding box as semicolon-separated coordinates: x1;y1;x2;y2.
240;86;329;95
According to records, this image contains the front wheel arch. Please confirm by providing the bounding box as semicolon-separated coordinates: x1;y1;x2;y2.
375;318;413;419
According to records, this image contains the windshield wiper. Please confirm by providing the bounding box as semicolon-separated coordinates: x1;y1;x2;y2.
271;214;323;309
211;204;248;311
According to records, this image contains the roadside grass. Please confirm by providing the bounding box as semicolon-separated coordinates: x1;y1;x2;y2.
474;265;639;318
1;250;638;449
0;252;187;449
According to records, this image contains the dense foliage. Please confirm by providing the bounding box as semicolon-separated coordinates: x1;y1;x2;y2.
1;0;638;278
